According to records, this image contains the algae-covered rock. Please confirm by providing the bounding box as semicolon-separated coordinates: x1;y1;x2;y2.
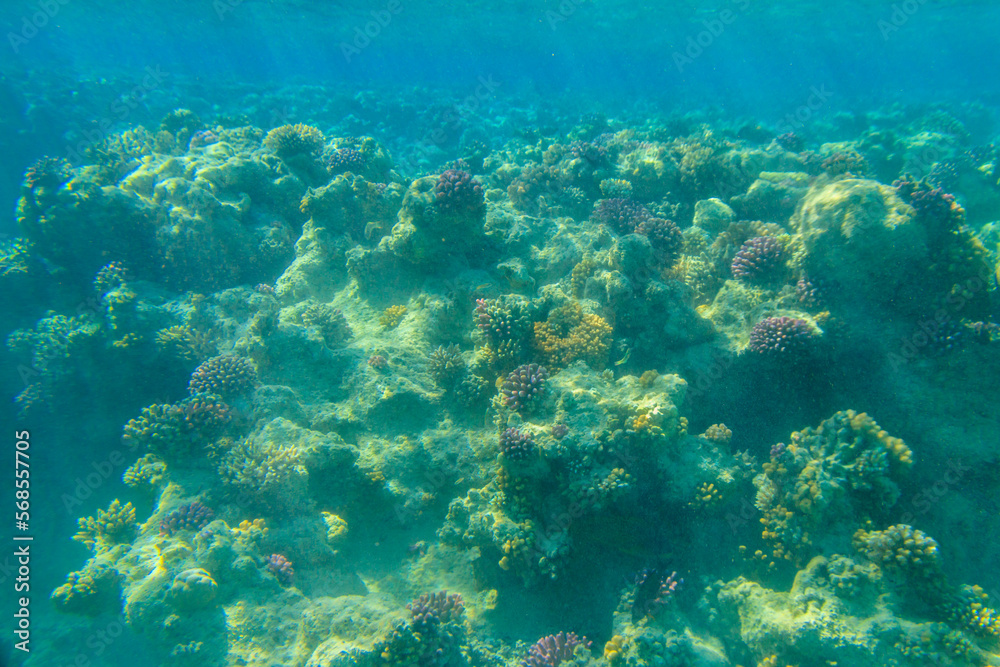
166;568;218;610
714;564;890;666
693;198;736;235
276;217;354;301
730;171;811;222
791;178;925;311
51;561;124;616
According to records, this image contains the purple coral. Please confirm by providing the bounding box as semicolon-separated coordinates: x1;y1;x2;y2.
591;198;651;235
632;568;682;620
522;632;592;667
748;316;817;355
893;175;963;231
551;423;569;440
636;217;683;262
188;129;219;149
325;147;365;175
568;141;609;166
499;427;536;461
188;355;257;397
435;169;485;218
407;591;465;627
925;316;966;355
159;501;214;536
731;236;784;283
796;276;828;309
501;364;549;411
267;554;294;586
174;393;232;437
776;132;804;152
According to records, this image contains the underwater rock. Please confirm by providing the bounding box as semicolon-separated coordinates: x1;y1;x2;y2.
165;568;219;610
692;197;736;236
791;178;926;312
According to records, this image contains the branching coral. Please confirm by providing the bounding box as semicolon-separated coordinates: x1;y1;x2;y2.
188;355;257;397
379;304;407;329
123;394;232;461
852;524;940;579
754;410;913;564
159;501;215;536
522;632;592;667
218;437;308;513
51;563;123;616
264;123;324;160
73;499;138;551
532;301;612;370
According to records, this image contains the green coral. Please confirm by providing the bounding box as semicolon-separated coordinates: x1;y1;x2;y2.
123;453;167;490
218;437;308;513
301;301;352;347
6;311;102;416
51;563;123;616
0;237;32;280
428;343;468;391
72;499;138;551
122;394;231;461
263;123;324;160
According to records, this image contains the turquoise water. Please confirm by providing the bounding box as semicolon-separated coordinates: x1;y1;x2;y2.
1;1;999;666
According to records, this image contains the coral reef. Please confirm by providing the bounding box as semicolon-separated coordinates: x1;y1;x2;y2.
754;410;913;564
15;80;1000;667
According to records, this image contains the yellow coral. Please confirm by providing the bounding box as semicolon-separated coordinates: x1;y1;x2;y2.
73;499;137;551
603;635;626;663
379;304;407;329
322;512;349;543
702;423;732;445
533;302;612;369
233;518;268;539
264;123;324;159
690;482;724;510
569;256;595;296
